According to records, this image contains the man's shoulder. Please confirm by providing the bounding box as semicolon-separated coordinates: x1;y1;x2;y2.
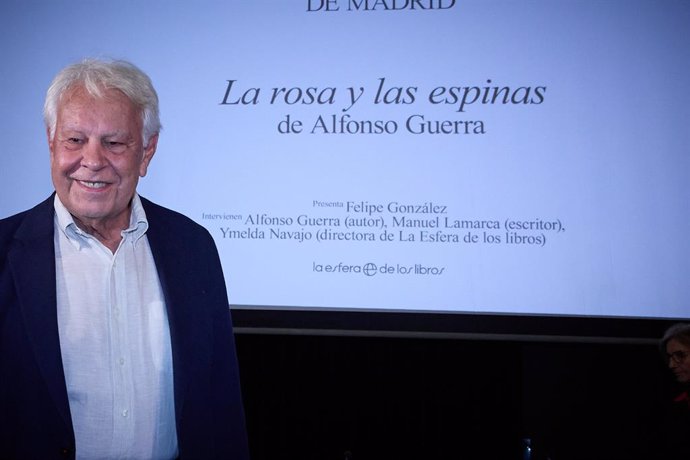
139;197;224;279
0;212;27;256
140;196;214;243
0;209;30;234
140;197;202;228
0;197;54;245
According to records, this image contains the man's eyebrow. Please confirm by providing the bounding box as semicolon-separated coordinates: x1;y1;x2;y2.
101;131;131;138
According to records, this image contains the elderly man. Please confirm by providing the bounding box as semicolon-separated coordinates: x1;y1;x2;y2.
0;59;249;459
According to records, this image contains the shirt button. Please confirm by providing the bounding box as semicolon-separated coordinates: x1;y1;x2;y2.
119;358;125;365
122;409;129;417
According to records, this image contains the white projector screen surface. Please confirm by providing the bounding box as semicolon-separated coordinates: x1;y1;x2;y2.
1;1;688;320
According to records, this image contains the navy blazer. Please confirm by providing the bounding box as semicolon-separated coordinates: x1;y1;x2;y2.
0;195;249;460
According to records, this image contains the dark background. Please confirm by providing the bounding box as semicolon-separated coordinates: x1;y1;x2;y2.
234;317;678;460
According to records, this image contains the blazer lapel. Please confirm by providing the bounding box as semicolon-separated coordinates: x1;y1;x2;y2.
8;196;72;428
143;199;209;428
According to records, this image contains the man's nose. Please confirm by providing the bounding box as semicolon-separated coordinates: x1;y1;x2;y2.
80;140;106;169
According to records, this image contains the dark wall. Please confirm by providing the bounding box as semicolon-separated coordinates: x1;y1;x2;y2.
235;334;673;460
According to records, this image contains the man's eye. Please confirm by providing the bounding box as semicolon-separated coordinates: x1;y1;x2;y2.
105;141;127;152
68;137;83;144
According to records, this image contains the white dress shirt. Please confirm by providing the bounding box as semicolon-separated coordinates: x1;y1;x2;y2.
54;194;178;460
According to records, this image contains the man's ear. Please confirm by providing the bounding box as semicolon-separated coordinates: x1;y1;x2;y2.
139;133;158;177
47;127;55;158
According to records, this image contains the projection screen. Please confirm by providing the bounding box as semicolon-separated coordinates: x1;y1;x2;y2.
1;1;688;337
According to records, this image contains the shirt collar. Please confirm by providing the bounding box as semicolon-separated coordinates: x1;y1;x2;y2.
54;193;150;250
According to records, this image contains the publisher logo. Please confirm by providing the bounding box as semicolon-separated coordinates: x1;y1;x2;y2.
312;261;446;276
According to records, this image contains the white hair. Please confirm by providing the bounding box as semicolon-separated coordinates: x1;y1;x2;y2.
43;58;161;146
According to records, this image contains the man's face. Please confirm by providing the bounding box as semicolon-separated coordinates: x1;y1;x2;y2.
666;338;690;383
49;86;157;230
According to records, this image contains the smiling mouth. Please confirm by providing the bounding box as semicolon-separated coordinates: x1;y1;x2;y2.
78;180;109;189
